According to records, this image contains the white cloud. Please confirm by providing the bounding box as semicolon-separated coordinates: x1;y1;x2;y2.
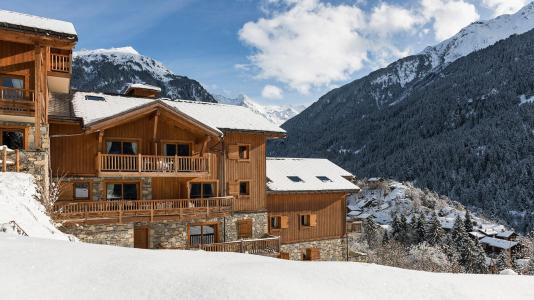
262;84;284;99
369;3;423;36
482;0;530;16
422;0;480;41
239;0;422;94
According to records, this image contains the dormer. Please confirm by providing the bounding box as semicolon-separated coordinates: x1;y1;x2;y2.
124;83;161;98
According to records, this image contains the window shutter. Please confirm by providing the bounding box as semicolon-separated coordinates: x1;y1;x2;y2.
227;145;239;160
228;182;239;196
60;182;73;201
281;216;289;229
237;219;253;239
310;214;317;227
279;252;290;260
305;248;320;261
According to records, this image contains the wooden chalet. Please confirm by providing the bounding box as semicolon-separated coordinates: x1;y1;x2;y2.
266;158;360;260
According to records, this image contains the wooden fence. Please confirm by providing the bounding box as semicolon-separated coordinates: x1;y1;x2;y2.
199;236;280;255
98;153;209;174
1;146;20;172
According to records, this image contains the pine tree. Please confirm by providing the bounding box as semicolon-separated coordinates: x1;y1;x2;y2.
413;214;427;244
426;212;444;246
392;215;401;238
496;251;512;271
525;257;534;275
364;217;380;249
382;230;390;246
464;210;474;233
451;216;466;245
451;216;488;273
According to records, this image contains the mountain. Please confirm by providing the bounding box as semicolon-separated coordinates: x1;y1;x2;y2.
71;47;216;102
270;4;534;232
214;94;306;125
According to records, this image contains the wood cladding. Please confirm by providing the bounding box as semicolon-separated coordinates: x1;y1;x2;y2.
224;132;267;212
267;192;347;244
0;41;35;90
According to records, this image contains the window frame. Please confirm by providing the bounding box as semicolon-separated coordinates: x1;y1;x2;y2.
0;73;25;100
270;215;282;230
237;144;251;161
161;140;193;156
238;180;250;197
0;126;27;150
316;176;332;182
104;181;140;201
103;138;141;155
187;221;219;246
188;181;218;199
72;181;91;201
287;176;304;183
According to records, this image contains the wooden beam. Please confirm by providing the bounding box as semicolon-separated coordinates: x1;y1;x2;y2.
98;131;104;152
0;29;76;48
153;110;160;155
34;44;42;149
200;135;211;156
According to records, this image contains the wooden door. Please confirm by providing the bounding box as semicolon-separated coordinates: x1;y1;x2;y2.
237;219;253;239
134;227;149;249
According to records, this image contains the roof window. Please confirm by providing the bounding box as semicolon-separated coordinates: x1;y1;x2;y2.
316;176;332;182
287;176;304;182
85;95;105;101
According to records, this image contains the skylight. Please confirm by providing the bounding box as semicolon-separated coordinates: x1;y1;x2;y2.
316;176;332;182
85;95;105;101
287;176;304;182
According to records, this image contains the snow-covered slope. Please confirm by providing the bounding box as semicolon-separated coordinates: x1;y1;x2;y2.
72;47;216;102
214;94;306;125
0;173;73;241
347;179;506;232
1;236;533;300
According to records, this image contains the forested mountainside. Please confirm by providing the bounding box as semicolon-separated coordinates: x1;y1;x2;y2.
71;47;216;102
214;94;305;125
271;27;534;231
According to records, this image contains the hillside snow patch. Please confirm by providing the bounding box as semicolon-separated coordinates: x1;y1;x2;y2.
0;172;73;240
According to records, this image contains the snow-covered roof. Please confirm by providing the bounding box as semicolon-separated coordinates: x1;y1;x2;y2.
480;237;519;250
71;92;285;135
0;10;76;38
496;231;516;239
125;83;162;93
469;231;486;239
266;157;359;192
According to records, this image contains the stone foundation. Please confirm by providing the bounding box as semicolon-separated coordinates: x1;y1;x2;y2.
223;211;269;241
280;238;347;261
61;223;134;247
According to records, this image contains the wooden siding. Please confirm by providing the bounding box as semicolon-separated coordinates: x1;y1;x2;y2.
0;41;35;91
267;192;347;244
224;132;267;212
50;122;98;175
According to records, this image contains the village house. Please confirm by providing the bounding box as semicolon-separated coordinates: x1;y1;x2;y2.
0;9;360;260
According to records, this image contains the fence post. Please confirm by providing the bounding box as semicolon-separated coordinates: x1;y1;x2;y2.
150;201;154;222
138;154;142;173
240;240;244;253
2;146;6;172
15;149;20;172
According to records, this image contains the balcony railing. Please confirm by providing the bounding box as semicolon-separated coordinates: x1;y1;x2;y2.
49;53;71;73
53;197;234;224
97;153;210;176
0;87;34;117
198;236;281;256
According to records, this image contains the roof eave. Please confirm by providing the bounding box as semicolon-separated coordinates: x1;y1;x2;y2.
0;22;78;41
267;189;359;194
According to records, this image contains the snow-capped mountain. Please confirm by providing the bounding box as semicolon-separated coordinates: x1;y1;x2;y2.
72;47;216;102
214;94;306;125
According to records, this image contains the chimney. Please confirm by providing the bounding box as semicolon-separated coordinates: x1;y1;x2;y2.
124;83;161;98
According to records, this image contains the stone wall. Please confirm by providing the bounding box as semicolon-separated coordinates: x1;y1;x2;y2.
223;211;269;241
61;223;134;247
280;238;347;261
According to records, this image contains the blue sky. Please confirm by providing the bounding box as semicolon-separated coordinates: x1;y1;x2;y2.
3;0;530;105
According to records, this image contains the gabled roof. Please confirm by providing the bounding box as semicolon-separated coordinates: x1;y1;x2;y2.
0;10;77;40
124;83;162;93
266;157;359;193
480;236;519;250
496;231;516;239
71;92;286;136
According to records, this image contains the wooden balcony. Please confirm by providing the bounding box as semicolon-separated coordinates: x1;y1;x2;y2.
0;87;35;117
198;236;280;256
97;153;210;177
49;53;71;73
53;197;234;224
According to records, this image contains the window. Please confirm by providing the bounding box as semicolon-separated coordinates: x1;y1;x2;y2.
316;176;332;182
239;181;250;196
106;183;139;200
238;145;250;160
189;224;217;246
288;176;304;182
300;214;317;227
105;140;138;155
190;182;216;198
0;128;24;150
237;219;253;239
270;216;289;229
0;75;24;100
163;142;191;156
73;182;90;200
84;95;105;101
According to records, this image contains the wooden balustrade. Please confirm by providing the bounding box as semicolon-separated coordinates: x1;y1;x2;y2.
53;197;234;223
1;146;20;172
98;153;209;175
199;236;281;255
0;87;35;116
49;53;71;73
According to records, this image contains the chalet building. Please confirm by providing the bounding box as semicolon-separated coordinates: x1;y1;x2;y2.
266;158;360;260
0;10;76;186
0;9;360;260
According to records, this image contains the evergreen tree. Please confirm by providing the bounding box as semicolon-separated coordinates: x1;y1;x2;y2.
364;217;380;249
525;257;534;275
495;251;512;271
382;230;390;246
426;212;444;246
451;216;488;273
451;216;466;245
392;215;401;238
413;214;427;244
464;210;474;233
397;214;410;245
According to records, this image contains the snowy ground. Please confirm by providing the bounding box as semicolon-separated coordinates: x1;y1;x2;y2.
0;172;73;240
1;235;533;300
